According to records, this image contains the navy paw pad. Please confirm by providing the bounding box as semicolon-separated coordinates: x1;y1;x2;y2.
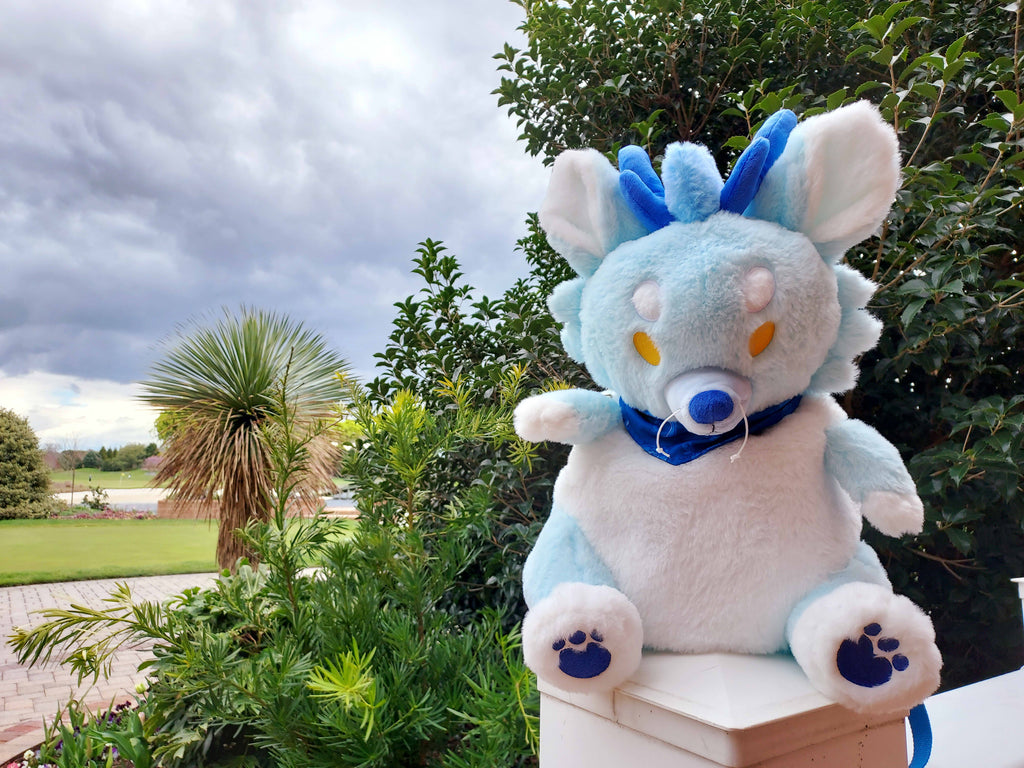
837;624;910;688
554;629;611;679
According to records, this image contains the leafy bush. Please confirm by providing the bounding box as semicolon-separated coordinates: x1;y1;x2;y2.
0;497;64;521
11;382;538;768
351;0;1024;690
81;486;109;511
827;3;1024;687
351;237;588;628
18;699;152;768
11;521;536;767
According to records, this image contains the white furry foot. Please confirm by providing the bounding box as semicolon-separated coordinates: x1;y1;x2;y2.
523;582;643;694
789;582;941;714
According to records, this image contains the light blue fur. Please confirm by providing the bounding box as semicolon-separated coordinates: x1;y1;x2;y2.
523;506;617;606
745;132;809;233
826;419;918;501
809;265;882;393
548;278;586;363
565;214;841;417
662;143;722;223
528;389;622;444
785;541;892;648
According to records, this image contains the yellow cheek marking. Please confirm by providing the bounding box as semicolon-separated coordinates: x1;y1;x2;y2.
749;321;775;357
633;331;661;366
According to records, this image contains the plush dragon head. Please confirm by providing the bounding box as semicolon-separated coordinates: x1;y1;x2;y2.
540;102;899;437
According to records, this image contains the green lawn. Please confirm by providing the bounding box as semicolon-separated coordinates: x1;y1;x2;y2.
0;519;219;586
50;469;166;492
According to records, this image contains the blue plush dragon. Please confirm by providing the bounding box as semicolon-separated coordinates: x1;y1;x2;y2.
515;102;941;716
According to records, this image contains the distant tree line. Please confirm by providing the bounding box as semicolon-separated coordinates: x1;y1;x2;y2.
51;443;159;473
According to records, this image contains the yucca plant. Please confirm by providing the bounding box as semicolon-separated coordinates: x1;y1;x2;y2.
140;307;348;570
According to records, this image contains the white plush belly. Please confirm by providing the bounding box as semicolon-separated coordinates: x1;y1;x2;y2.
554;395;860;653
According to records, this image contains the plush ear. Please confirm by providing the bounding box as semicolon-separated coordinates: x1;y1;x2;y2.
748;102;901;260
539;149;648;277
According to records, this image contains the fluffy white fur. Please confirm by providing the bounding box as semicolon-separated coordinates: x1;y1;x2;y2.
862;490;925;537
556;395;861;653
515;396;581;444
523;582;643;694
789;581;942;713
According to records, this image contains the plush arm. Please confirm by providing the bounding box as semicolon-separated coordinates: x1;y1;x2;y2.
825;419;924;536
514;389;621;445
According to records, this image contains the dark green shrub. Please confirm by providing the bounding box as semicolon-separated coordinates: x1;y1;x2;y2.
12;521;536;767
0;408;57;520
352;0;1022;691
829;2;1024;689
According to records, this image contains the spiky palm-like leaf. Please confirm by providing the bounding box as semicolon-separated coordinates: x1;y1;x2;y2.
140;307;348;570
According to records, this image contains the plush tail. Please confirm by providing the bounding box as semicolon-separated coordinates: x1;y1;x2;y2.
908;703;932;768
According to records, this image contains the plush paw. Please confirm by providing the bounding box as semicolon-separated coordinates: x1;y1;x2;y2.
553;630;612;678
789;582;941;714
523;582;642;694
514;396;583;444
836;623;910;688
861;490;924;536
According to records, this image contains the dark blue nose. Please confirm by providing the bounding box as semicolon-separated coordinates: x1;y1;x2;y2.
688;390;734;424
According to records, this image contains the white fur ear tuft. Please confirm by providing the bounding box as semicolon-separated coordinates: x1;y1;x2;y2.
539;149;647;276
799;101;901;253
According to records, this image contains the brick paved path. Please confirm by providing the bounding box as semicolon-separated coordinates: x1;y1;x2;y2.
0;573;217;760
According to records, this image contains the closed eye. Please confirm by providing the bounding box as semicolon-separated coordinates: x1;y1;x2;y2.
631;280;662;321
742;267;775;313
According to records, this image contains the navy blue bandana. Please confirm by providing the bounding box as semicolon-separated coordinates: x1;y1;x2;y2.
619;395;803;465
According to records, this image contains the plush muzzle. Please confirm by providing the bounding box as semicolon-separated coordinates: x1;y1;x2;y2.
663;368;752;435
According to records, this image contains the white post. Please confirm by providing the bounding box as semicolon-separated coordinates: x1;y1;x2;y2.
539;652;909;768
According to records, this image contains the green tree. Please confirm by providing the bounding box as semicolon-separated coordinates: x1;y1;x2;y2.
493;0;1023;687
112;443;149;471
154;410;188;444
139;307;349;570
0;408;57;519
495;0;873;165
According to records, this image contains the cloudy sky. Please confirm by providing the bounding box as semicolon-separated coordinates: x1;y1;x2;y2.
0;0;550;449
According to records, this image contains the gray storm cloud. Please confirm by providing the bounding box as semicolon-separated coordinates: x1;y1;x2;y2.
0;0;546;398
